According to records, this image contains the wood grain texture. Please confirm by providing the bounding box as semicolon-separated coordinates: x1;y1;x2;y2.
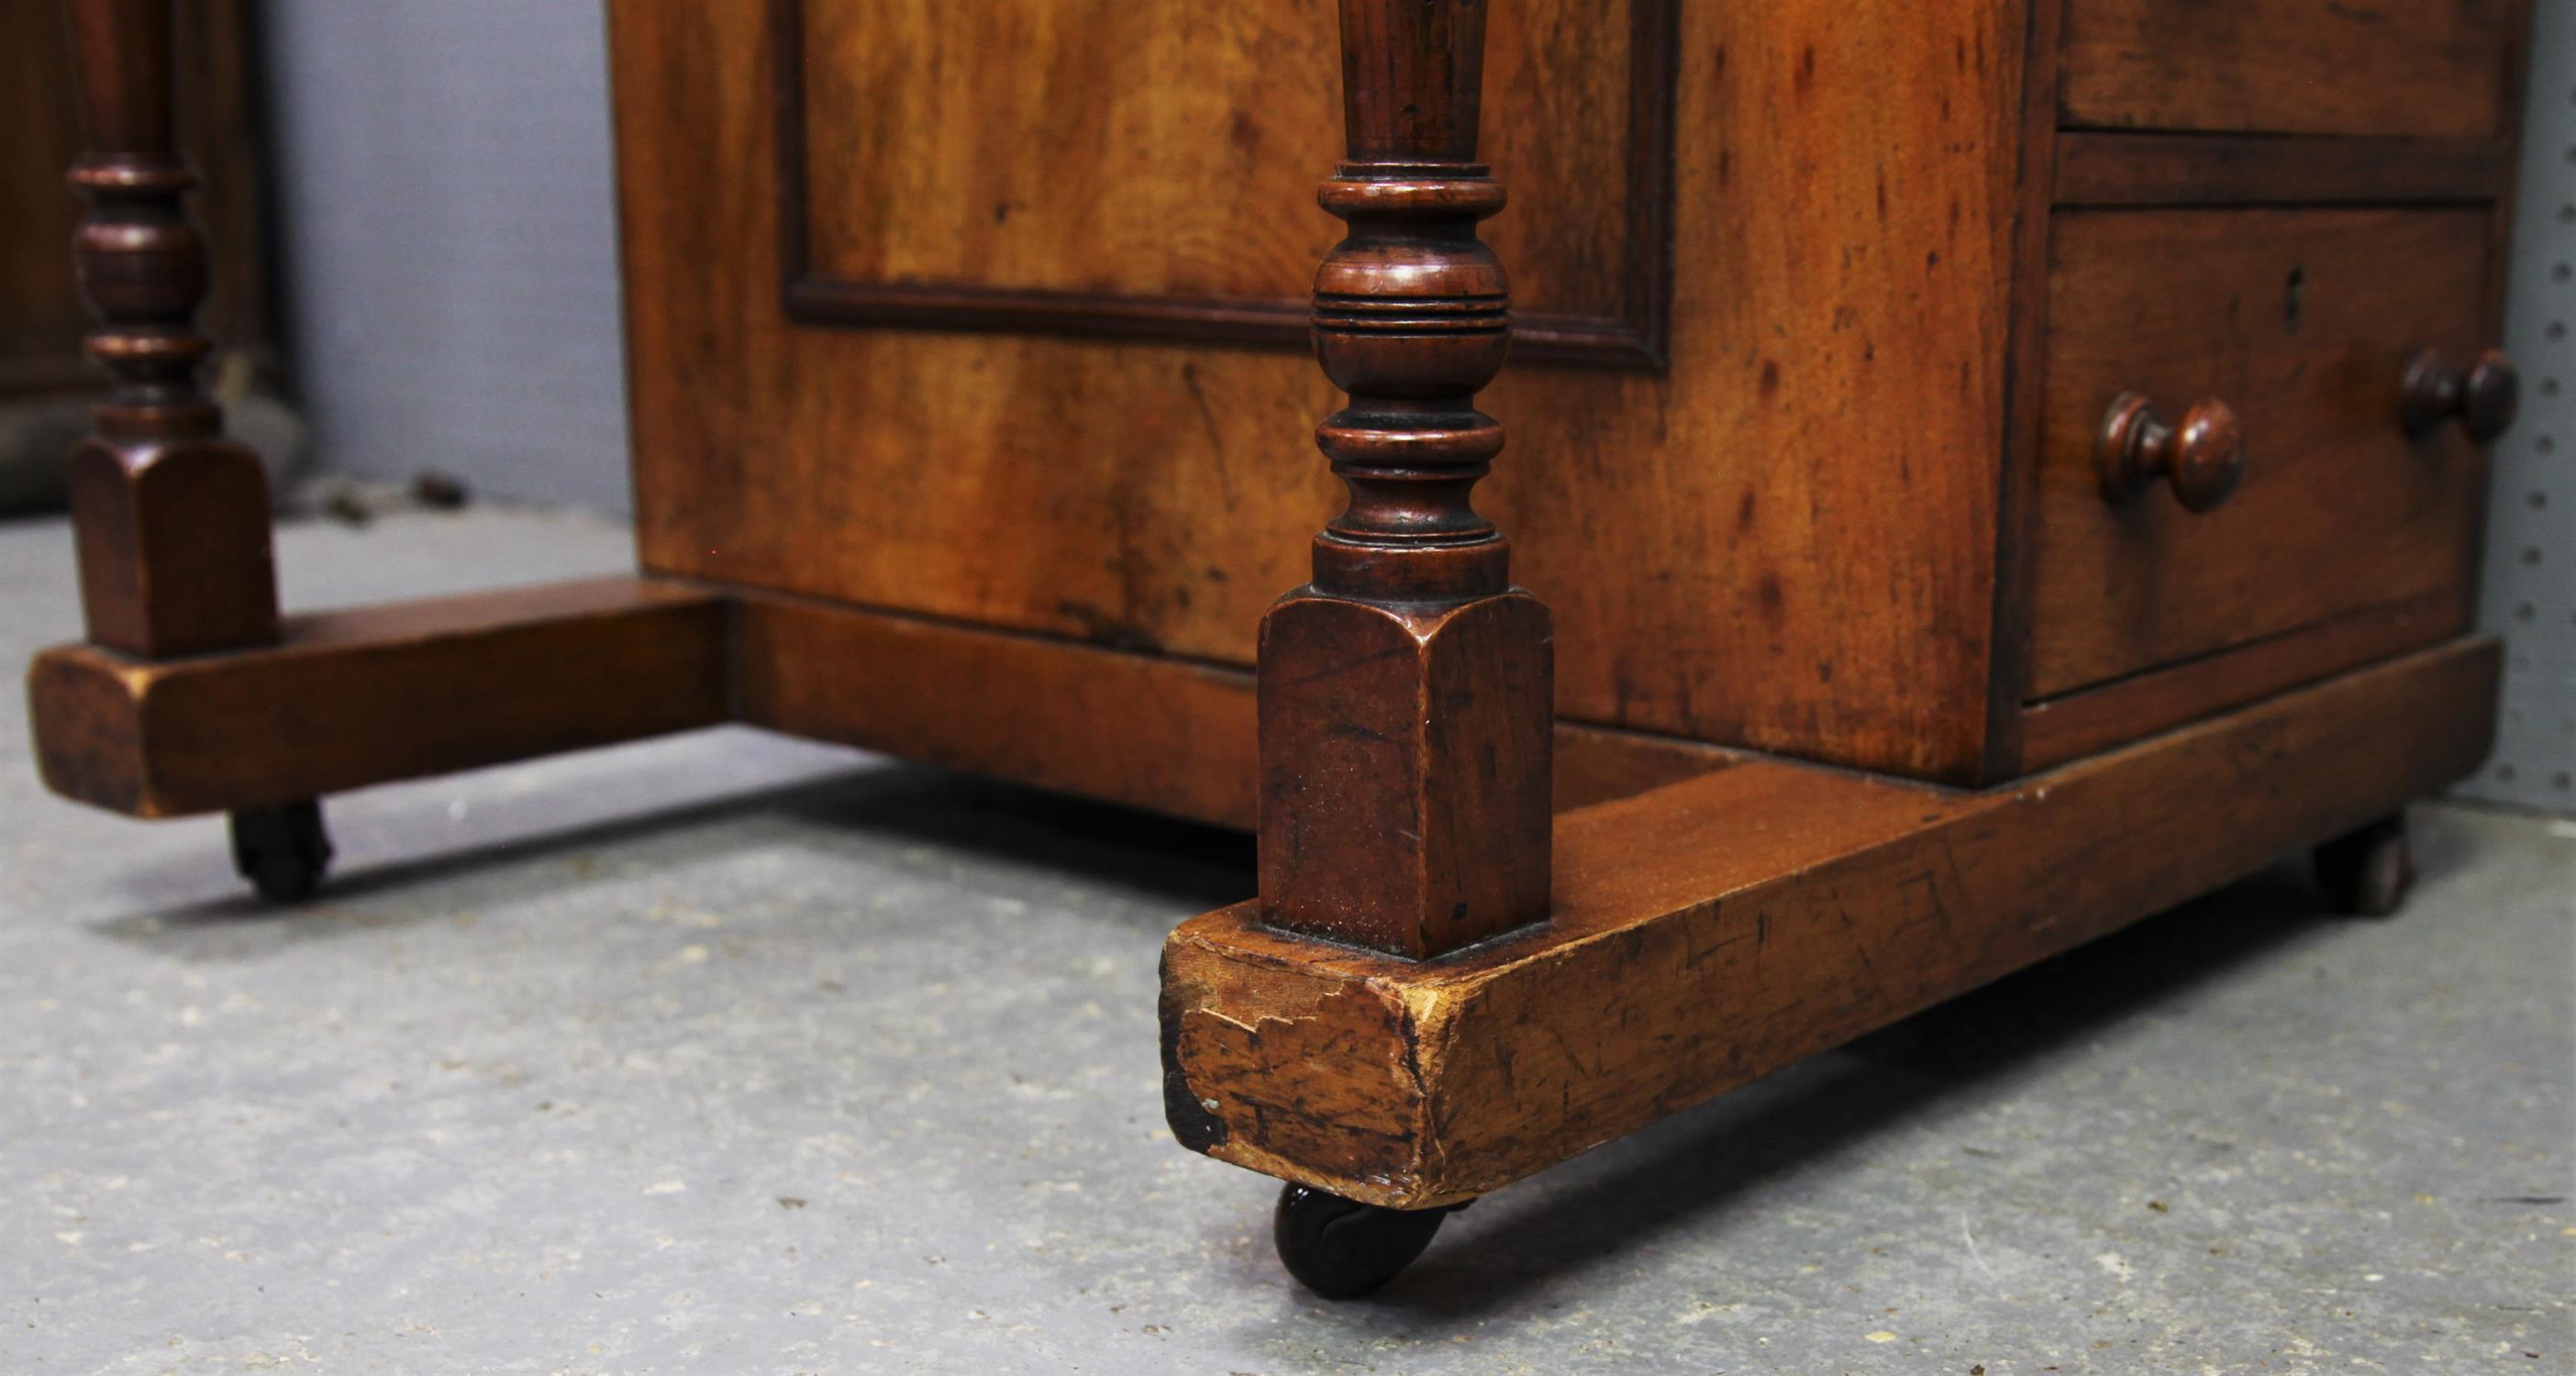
731;591;1263;828
2050;132;2516;207
63;437;277;656
59;0;279;659
773;0;1671;366
735;588;1722;831
2027;208;2493;698
0;0;261;398
1244;0;1557;960
1259;594;1555;958
2020;586;2471;769
1163;636;2502;1207
2059;0;2524;139
27;578;729;816
611;0;2028;782
28;575;1732;827
1981;0;2069;781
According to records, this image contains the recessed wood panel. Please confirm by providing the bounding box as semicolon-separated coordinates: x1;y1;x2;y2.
2029;208;2494;698
2059;0;2522;139
611;0;2029;781
773;0;1673;365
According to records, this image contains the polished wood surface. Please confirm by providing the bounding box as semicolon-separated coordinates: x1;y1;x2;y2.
735;591;1261;827
2093;391;2244;514
737;590;1724;831
612;0;2031;782
2019;587;2471;770
2028;207;2495;698
1251;0;1553;960
28;578;730;817
1;0;259;399
22;0;2531;1287
31;1;2525;825
774;0;1671;365
2059;0;2523;139
28;0;2523;816
2050;132;2516;208
1987;0;2069;782
2400;348;2521;444
28;573;1736;828
1164;637;2503;1208
1260;594;1554;958
59;0;278;659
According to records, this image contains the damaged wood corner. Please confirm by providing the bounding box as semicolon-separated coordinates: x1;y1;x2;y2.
1158;912;1468;1208
1160;638;2503;1207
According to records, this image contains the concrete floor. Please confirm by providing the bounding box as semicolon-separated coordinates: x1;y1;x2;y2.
3;505;2570;1375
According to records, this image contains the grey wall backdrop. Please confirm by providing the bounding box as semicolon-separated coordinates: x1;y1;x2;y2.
261;0;630;512
258;0;2574;812
2459;0;2576;815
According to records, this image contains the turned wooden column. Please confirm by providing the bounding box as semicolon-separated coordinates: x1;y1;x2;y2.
1257;0;1552;960
61;0;279;658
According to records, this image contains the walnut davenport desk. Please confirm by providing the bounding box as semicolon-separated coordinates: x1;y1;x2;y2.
29;0;2526;1295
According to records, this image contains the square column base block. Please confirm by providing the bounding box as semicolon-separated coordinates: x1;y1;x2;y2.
66;438;281;659
1258;589;1553;958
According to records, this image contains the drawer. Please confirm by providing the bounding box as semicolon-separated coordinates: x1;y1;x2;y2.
2060;0;2522;139
2027;208;2500;699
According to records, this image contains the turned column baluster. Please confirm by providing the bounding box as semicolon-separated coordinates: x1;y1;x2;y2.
1255;0;1552;960
61;0;329;902
62;0;281;658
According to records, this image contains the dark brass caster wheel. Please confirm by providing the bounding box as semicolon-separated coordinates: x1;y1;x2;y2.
228;800;334;904
1272;1184;1466;1299
2314;813;2411;917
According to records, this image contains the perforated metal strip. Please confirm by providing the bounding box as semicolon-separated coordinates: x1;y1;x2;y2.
2460;0;2576;816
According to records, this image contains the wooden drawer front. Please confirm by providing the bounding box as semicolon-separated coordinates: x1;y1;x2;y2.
2029;208;2493;699
2060;0;2521;139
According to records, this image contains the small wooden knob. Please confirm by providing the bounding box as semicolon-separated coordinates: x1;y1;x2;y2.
2096;392;2244;514
2400;348;2518;443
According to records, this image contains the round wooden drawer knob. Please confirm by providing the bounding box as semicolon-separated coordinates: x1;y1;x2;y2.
2400;348;2518;443
2096;392;2245;514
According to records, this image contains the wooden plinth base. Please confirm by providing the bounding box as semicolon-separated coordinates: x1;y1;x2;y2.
26;576;2503;1211
26;576;1728;827
28;577;731;817
1160;637;2500;1209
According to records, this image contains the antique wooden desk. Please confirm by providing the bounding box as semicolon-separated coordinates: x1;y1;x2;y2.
30;0;2526;1295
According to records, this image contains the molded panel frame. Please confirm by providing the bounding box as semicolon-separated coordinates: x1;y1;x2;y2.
764;0;1678;369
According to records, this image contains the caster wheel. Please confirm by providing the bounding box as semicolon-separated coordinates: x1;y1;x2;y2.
228;800;334;904
2314;813;2411;917
1272;1183;1462;1299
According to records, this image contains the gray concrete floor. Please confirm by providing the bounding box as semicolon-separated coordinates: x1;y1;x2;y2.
3;505;2571;1375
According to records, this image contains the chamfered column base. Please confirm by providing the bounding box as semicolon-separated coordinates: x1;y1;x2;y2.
1255;586;1553;960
